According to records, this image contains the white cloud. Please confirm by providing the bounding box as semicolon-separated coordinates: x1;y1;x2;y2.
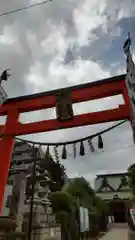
117;1;135;20
49;58;110;85
72;0;134;45
41;22;67;56
25;62;44;89
73;0;107;46
0;26;15;45
25;57;110;94
0;0;135;182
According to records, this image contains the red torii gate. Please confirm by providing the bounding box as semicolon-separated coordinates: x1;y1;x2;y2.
0;73;131;211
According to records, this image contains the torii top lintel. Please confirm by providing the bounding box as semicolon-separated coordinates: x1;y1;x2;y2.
0;73;130;136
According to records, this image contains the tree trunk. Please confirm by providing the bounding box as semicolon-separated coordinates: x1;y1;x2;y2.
61;221;70;240
69;213;79;240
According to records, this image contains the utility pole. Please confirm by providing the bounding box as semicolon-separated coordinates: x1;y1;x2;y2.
27;148;38;240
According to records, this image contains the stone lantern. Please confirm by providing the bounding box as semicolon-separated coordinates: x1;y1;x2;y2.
23;167;55;240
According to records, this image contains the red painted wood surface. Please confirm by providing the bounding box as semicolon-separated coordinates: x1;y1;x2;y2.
0;109;19;211
0;105;129;136
0;79;125;115
0;74;131;213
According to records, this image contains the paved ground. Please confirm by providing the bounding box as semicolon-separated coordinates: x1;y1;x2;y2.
100;223;129;240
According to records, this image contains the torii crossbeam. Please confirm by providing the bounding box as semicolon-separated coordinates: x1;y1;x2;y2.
0;73;131;211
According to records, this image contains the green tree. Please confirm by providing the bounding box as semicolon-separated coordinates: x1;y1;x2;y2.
62;177;108;237
63;177;98;212
50;191;77;240
94;196;108;214
25;152;65;198
50;177;108;239
128;164;135;195
39;153;65;192
50;191;76;215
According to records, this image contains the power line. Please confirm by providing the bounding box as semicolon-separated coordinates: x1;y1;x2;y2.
0;0;52;17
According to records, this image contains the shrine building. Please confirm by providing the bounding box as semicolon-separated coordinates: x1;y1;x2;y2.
95;173;131;223
95;173;131;200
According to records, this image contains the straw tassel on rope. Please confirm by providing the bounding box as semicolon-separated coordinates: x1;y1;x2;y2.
53;146;59;162
80;141;85;156
88;138;95;152
98;134;103;149
62;145;67;159
73;143;76;158
45;145;50;157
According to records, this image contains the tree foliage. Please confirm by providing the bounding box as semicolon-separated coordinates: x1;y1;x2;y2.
50;177;108;239
50;191;76;215
94;196;108;214
26;152;66;197
128;164;135;195
62;177;107;214
50;191;78;240
39;153;66;192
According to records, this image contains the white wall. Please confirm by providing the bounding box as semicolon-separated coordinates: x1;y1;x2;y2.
95;175;128;191
95;174;131;200
96;191;131;200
